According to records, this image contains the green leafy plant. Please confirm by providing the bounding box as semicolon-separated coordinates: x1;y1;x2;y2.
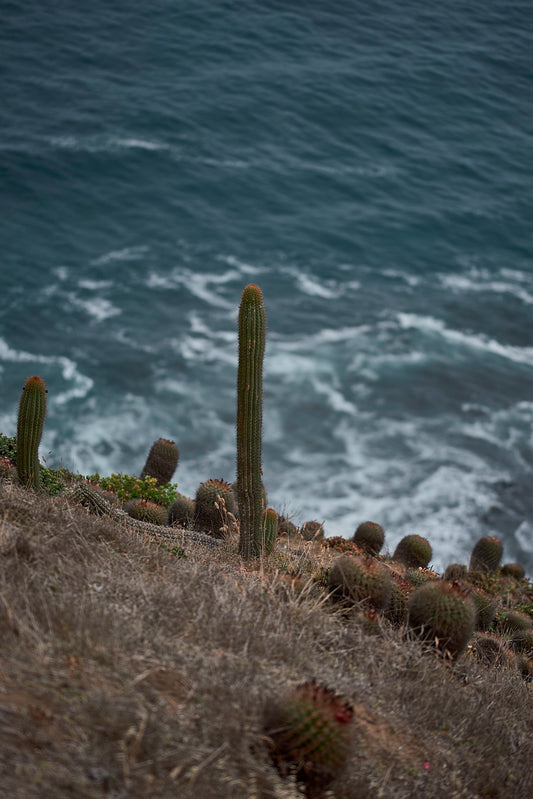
0;433;17;462
87;472;177;506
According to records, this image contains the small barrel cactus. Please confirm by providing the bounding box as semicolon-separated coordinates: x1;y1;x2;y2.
407;579;476;661
124;499;168;526
510;629;533;657
470;632;517;670
277;514;299;537
263;680;354;798
352;521;384;556
168;493;195;527
328;554;392;611
501;562;526;580
469;536;503;574
469;585;497;631
301;520;325;541
16;375;47;489
384;574;414;626
496;610;533;635
443;563;467;581
393;534;432;569
195;479;236;537
140;438;179;486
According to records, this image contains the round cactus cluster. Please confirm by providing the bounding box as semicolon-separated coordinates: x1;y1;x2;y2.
393;534;432;569
263;680;354;797
168;493;195;527
407;579;476;661
195;479;236;537
124;498;168;526
352;520;384;556
328;554;392;611
469;536;503;574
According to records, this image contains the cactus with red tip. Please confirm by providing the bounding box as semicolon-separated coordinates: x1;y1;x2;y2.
16;375;47;489
140;438;179;486
263;680;354;798
236;284;266;557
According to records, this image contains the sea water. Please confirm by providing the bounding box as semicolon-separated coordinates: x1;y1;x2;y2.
1;1;532;574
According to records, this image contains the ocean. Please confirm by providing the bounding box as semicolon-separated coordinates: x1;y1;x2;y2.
1;1;532;574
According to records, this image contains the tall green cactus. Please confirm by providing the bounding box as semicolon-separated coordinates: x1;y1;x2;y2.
16;375;47;489
236;284;266;558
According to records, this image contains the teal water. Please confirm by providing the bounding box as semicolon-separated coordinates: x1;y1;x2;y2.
1;1;532;572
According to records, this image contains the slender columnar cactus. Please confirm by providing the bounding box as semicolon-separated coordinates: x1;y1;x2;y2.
140;438;179;485
16;375;47;489
236;284;266;558
262;508;278;554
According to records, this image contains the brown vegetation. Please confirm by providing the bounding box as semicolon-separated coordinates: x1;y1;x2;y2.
0;478;532;798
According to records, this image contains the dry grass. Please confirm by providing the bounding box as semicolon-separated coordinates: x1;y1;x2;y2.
0;478;532;799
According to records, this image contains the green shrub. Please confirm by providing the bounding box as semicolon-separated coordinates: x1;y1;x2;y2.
87;472;177;507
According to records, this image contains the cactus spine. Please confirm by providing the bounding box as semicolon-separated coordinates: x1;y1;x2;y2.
16;375;47;489
236;284;266;558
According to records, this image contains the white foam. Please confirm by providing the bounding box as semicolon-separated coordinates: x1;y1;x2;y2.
92;246;149;266
216;254;262;275
0;338;93;406
310;378;357;415
66;293;121;322
53;266;69;281
114;137;169;151
49;135;168;153
440;271;533;305
397;313;533;367
284;267;340;299
78;279;113;290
